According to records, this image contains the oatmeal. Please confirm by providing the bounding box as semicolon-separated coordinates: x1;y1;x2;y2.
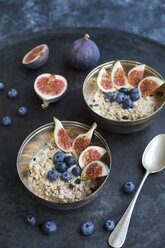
28;143;99;203
90;89;163;121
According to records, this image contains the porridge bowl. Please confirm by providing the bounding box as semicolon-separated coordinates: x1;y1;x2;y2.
17;121;111;210
83;60;165;134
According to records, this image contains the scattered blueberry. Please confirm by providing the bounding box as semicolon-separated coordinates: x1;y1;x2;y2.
64;156;77;167
17;106;28;116
119;87;129;95
89;104;93;108
129;88;139;95
8;88;18;98
94;104;99;107
75;178;81;184
56;162;68;173
123;181;135;194
130;93;140;101
122;116;129;120
69;183;75;189
122;98;133;109
105;92;115;102
47;170;59;181
72;167;81;176
92;99;95;102
116;92;126;103
1;116;12;126
105;219;115;231
42;220;57;235
26;214;36;226
61;171;72;182
81;221;95;236
0;82;4;90
53;151;66;163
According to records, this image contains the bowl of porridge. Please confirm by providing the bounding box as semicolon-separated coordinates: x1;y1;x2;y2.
17;121;111;210
83;60;165;134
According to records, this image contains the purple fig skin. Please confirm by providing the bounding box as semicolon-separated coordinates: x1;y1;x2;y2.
69;34;100;70
24;46;49;69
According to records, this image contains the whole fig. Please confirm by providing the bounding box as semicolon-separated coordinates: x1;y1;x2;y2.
69;34;100;70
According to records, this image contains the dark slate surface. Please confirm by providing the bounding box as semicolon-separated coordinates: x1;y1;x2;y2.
0;0;165;45
0;28;165;248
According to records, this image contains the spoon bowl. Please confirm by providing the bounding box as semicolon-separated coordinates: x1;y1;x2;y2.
142;134;165;173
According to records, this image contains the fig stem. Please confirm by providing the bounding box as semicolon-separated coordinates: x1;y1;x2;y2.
83;33;90;40
41;101;49;109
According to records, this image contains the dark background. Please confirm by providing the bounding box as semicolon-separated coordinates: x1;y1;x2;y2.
0;0;165;45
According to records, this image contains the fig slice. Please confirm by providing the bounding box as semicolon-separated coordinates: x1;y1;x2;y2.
79;146;107;169
22;44;49;69
34;73;67;108
53;117;72;153
81;160;109;180
138;76;164;97
111;61;128;89
128;64;145;88
72;122;97;158
97;67;115;92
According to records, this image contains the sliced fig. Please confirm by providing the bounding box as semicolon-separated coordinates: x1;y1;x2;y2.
97;67;114;92
79;146;107;169
72;122;97;158
22;44;49;69
53;117;72;153
128;64;145;88
138;76;164;97
34;73;67;108
81;160;109;180
111;61;128;89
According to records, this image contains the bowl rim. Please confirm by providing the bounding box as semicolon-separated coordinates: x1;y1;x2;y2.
82;60;165;124
16;121;112;205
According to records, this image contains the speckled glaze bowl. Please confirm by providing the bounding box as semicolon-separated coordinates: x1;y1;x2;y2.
16;121;111;210
83;60;165;134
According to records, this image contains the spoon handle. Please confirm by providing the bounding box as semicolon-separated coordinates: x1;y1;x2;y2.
108;170;150;248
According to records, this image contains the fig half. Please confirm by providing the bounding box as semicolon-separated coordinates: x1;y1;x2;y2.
81;160;109;180
97;67;115;92
111;61;128;89
79;146;107;169
138;76;164;97
128;64;145;88
34;73;68;108
53;117;72;153
22;44;49;69
72;122;97;158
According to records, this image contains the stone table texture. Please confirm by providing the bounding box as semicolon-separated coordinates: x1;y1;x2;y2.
0;0;165;45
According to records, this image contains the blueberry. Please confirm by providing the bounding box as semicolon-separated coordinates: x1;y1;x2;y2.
64;156;77;167
75;178;81;184
89;104;93;108
8;89;18;98
0;82;4;90
130;93;140;101
56;162;68;173
81;221;95;236
1;116;12;126
129;88;139;95
105;219;115;231
47;170;59;181
105;92;115;102
53;151;66;163
119;87;129;95
69;183;75;189
72;167;81;176
26;214;36;226
122;98;133;109
17;106;28;116
122;116;129;120
123;181;135;194
92;99;95;102
94;104;99;107
61;171;72;182
116;92;126;103
42;220;57;235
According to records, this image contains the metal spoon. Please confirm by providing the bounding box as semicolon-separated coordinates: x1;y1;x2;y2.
108;134;165;248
